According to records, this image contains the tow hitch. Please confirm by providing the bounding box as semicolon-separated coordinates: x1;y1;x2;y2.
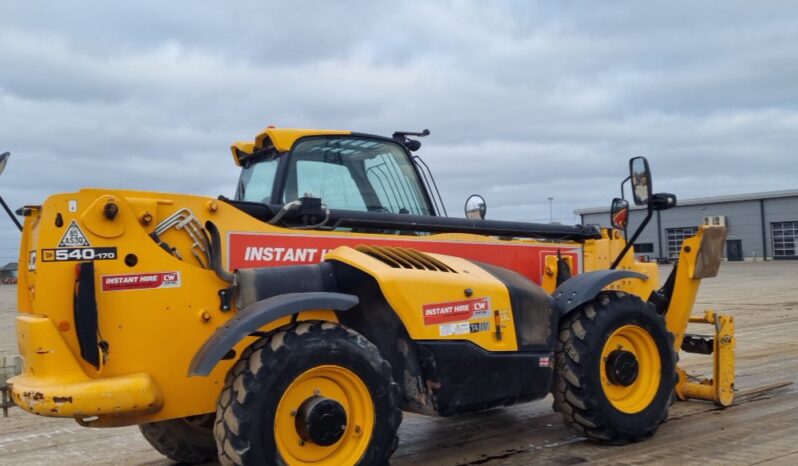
1;383;15;417
1;355;22;417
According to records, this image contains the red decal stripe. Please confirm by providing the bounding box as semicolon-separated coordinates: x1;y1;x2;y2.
423;297;491;325
228;232;579;285
101;272;181;292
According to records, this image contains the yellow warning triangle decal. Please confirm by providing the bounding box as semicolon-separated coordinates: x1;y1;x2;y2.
58;220;91;247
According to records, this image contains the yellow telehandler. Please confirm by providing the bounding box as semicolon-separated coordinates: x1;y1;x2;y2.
4;128;734;465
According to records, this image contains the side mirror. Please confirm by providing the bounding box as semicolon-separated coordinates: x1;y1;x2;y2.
630;156;652;206
465;194;486;220
610;198;629;230
0;152;9;176
651;192;677;211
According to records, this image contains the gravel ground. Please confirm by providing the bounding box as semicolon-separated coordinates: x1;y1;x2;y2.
1;261;797;465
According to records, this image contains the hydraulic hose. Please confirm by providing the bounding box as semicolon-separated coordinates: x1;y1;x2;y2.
205;220;235;283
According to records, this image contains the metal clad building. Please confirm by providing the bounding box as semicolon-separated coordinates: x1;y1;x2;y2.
575;190;798;262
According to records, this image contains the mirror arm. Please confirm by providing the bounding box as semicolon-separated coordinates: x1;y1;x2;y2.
619;175;631;240
0;196;22;232
610;204;652;270
619;175;630;201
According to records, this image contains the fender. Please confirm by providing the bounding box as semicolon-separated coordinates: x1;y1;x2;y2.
553;270;648;316
188;292;358;376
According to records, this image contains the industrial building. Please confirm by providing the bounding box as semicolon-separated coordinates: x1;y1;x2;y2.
576;189;798;262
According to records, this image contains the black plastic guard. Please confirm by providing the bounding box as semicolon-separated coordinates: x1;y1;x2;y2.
189;292;358;376
74;262;100;369
553;270;648;316
472;261;557;351
417;341;552;416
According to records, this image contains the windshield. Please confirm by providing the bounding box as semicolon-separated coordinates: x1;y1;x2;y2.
238;136;435;216
238;156;279;203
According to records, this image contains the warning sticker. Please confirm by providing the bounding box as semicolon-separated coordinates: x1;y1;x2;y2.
58;220;91;247
439;322;470;337
439;320;490;337
101;272;181;292
423;297;491;325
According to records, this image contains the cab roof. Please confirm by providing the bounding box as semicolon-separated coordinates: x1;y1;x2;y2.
230;127;351;166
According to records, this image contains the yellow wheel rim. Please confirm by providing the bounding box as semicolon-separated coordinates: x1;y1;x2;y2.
275;365;374;465
600;324;661;414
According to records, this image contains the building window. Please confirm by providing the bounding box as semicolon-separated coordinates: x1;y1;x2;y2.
633;243;654;253
666;227;698;259
772;221;797;258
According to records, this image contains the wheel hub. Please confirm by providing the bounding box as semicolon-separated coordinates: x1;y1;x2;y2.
605;349;639;386
295;396;347;446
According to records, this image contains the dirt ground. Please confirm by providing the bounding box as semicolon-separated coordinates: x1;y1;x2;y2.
1;261;797;465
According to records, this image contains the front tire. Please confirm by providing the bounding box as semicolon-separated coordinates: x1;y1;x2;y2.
214;321;402;466
553;292;676;444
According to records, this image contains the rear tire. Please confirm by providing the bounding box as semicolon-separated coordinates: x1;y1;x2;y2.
553;291;676;444
214;321;402;466
139;414;217;464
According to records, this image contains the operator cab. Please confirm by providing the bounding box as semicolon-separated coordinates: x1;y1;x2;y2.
234;132;438;218
224;127;601;241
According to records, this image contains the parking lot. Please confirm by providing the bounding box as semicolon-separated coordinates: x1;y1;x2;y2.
1;261;797;465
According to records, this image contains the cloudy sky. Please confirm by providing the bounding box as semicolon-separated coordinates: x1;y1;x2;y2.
1;1;797;263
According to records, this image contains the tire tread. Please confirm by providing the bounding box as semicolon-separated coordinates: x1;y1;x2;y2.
139;415;217;464
214;321;401;466
552;291;677;445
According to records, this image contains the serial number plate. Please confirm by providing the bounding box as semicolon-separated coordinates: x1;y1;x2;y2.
41;247;118;262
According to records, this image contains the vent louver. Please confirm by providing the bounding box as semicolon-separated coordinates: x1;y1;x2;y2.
356;245;457;273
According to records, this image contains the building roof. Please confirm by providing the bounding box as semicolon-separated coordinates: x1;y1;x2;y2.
1;262;17;272
574;189;798;215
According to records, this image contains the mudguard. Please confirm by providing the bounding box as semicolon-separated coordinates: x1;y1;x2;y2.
188;292;358;376
553;270;648;316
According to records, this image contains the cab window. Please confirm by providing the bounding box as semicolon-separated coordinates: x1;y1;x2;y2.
295;160;366;211
283;137;434;215
238;156;279;203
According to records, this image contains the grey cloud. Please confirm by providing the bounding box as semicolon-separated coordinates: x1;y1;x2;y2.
0;0;797;261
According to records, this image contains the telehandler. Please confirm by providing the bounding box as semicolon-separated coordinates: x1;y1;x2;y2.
5;128;734;465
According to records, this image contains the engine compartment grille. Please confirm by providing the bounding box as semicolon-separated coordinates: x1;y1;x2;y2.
356;245;457;273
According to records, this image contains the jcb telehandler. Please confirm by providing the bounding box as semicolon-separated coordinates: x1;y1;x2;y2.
5;128;734;465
